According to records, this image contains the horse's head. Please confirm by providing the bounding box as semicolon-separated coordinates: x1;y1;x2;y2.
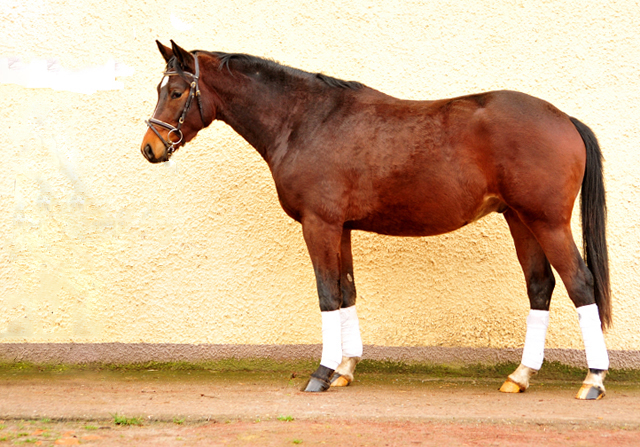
141;40;212;163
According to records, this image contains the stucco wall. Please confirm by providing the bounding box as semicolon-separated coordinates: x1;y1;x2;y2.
2;1;639;362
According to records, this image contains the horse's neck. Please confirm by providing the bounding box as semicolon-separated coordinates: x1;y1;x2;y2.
211;79;303;165
205;66;347;167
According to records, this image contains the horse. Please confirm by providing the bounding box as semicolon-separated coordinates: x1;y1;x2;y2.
141;40;611;400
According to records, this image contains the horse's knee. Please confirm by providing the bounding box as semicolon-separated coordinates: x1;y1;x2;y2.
318;295;342;312
316;270;343;311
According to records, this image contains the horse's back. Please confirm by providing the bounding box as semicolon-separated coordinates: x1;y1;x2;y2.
276;88;586;235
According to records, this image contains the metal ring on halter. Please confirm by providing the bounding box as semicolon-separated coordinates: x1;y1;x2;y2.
168;128;184;146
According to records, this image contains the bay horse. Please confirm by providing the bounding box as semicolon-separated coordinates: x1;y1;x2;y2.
141;41;611;400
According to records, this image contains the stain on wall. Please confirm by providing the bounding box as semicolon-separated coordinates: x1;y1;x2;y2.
1;0;639;357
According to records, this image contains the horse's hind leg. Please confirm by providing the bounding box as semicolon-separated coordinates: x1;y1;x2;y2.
524;218;609;399
500;209;556;393
331;229;363;387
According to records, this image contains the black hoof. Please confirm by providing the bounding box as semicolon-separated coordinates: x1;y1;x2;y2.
584;387;605;400
302;376;331;392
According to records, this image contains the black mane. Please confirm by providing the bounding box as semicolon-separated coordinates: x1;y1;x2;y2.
202;51;364;91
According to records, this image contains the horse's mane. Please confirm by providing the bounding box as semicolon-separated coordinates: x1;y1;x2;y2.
196;51;364;91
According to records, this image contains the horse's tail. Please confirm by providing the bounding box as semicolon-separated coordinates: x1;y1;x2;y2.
570;117;611;330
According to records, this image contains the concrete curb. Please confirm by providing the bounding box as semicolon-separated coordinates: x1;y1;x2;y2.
1;343;639;369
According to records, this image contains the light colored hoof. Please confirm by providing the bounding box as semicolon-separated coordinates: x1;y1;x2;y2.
500;364;536;393
576;384;605;400
330;374;351;387
331;356;360;387
499;378;525;393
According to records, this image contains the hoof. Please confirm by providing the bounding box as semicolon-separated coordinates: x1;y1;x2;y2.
500;364;535;393
330;373;351;387
499;379;525;393
576;384;605;400
302;376;331;392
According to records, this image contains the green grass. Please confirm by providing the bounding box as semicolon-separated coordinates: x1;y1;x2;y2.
0;359;314;375
277;415;295;422
1;358;639;383
112;413;143;426
357;360;640;382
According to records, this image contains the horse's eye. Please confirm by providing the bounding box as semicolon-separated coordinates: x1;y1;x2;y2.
171;91;183;99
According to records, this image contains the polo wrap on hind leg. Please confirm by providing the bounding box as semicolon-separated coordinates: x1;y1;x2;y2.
521;309;550;370
575;304;608;399
577;304;609;371
500;309;549;393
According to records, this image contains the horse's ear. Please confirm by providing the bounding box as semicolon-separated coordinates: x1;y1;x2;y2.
170;40;194;71
156;40;173;63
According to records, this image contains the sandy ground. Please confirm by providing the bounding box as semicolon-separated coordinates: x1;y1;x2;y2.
1;368;640;445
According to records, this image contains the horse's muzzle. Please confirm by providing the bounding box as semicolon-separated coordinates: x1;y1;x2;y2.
141;142;167;163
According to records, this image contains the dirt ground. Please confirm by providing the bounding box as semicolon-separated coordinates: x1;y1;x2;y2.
1;366;640;446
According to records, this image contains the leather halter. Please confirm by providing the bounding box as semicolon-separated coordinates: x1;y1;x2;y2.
145;53;206;155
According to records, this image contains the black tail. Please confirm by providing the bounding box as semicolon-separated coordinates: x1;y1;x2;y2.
570;117;611;330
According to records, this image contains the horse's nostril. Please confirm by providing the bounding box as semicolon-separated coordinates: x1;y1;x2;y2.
143;144;154;160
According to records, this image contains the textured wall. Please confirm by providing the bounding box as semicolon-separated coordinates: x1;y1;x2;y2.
1;1;639;357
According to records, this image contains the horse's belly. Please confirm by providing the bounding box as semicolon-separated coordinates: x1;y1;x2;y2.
345;194;505;237
347;218;457;237
346;208;466;237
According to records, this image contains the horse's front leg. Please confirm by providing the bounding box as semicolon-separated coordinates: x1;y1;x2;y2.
331;228;363;387
301;215;346;392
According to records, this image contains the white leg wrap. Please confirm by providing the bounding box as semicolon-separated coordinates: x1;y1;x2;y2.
577;304;609;370
521;310;550;370
320;310;342;370
339;306;363;358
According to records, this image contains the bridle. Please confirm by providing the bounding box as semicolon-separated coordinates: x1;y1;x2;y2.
145;53;206;155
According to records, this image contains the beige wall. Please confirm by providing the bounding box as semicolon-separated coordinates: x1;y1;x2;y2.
2;1;639;360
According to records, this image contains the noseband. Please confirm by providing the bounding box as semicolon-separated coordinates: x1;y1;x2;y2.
145;53;206;155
